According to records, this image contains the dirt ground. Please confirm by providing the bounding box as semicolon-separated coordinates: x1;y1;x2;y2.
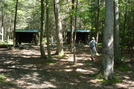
0;45;134;89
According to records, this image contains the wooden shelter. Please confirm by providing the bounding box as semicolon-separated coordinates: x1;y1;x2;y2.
67;29;91;44
15;29;38;45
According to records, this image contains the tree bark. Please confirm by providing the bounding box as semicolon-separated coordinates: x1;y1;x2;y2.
73;0;78;64
95;0;100;44
114;0;120;63
46;0;51;60
102;0;115;80
13;0;18;46
70;0;75;52
40;0;46;59
54;0;64;56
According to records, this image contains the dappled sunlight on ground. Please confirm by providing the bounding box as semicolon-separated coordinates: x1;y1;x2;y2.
76;68;97;74
0;46;134;89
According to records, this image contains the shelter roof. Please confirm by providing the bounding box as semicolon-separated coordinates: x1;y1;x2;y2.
15;29;38;33
67;29;91;32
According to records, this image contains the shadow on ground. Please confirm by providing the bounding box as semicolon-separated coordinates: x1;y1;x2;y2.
0;46;134;89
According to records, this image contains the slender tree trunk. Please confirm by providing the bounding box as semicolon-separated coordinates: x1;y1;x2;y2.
73;0;78;64
54;0;64;56
114;0;120;63
40;0;46;59
70;0;75;52
120;3;127;54
102;0;115;80
94;0;100;51
46;0;51;60
13;0;18;46
1;4;4;42
95;0;100;44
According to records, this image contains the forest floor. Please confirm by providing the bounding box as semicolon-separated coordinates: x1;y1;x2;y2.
0;45;134;89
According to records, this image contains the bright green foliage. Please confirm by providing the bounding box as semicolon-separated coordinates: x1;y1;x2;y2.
0;74;6;82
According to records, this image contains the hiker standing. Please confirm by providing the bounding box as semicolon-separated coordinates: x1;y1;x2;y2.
78;37;81;44
50;36;54;45
89;37;98;60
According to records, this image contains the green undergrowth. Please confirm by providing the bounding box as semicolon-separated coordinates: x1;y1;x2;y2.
74;73;82;77
0;74;12;85
115;63;132;71
95;73;122;83
95;78;122;83
45;60;56;64
0;74;6;83
0;40;13;45
21;43;32;45
97;43;102;46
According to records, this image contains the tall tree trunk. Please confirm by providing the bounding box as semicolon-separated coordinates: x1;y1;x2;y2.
120;3;127;54
73;0;78;64
94;0;100;51
1;3;4;42
13;0;18;46
54;0;64;56
46;0;51;60
70;0;75;52
40;0;46;59
95;0;100;44
114;0;120;63
102;0;115;80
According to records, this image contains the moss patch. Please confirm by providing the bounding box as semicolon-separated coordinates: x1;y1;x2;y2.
95;73;122;83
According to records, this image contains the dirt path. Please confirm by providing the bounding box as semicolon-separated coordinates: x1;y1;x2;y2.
0;46;134;89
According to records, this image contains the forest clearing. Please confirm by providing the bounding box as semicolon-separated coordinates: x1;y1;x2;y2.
0;0;134;88
0;45;134;89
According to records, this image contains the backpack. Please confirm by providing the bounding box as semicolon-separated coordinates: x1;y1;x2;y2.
89;41;94;49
